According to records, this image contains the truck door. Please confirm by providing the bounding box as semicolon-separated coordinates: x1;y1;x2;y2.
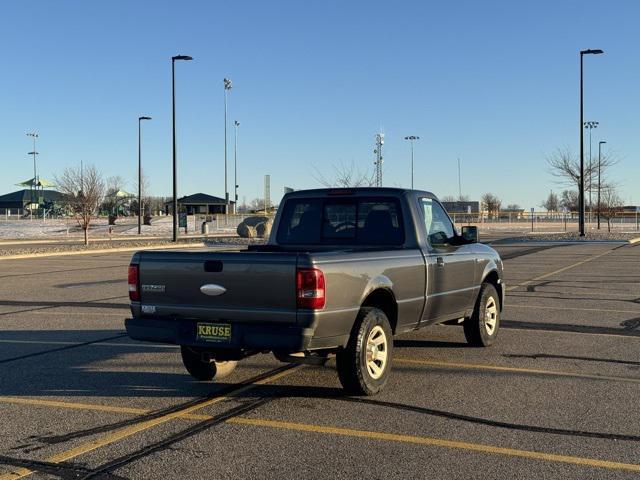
420;198;477;323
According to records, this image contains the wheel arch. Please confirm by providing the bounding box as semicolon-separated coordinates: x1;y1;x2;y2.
361;288;398;334
481;269;503;310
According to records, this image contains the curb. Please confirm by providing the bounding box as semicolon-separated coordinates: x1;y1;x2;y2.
0;234;233;246
0;243;206;261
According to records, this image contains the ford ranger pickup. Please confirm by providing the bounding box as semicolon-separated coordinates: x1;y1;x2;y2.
126;188;505;395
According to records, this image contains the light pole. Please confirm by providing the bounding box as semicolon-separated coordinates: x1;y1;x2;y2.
234;120;240;214
597;141;606;230
584;120;598;225
138;116;152;234
223;78;232;214
579;49;603;236
26;132;39;220
172;55;193;242
403;136;419;189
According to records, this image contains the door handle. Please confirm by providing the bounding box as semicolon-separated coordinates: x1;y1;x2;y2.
436;257;445;267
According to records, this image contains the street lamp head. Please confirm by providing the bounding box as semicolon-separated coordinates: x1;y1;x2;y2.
581;49;604;55
224;78;233;90
583;121;599;129
404;135;420;141
172;55;193;61
139;116;152;121
234;120;240;127
26;132;38;138
599;141;607;145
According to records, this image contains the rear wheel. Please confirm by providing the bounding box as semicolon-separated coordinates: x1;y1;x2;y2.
464;283;500;347
180;346;238;381
336;307;393;396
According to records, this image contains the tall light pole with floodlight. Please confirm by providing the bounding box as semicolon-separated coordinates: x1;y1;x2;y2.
234;120;240;214
223;78;232;214
138;116;152;235
597;140;606;230
403;136;420;189
172;55;193;242
579;49;603;236
26;132;39;220
584;120;598;224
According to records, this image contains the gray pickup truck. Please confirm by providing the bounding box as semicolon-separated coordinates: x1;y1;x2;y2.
126;188;504;395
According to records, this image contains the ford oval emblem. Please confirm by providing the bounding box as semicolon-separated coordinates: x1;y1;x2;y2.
200;284;227;296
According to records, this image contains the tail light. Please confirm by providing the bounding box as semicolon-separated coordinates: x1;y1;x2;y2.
296;268;325;309
128;264;140;301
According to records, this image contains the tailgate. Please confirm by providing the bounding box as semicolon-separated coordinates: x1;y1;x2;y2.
137;250;299;324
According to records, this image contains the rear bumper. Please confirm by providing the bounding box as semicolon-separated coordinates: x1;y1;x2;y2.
125;317;316;352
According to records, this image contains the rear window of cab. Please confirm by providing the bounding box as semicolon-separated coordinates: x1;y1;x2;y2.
277;197;405;245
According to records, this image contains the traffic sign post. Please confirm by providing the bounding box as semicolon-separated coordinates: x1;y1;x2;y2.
179;211;188;233
530;208;534;232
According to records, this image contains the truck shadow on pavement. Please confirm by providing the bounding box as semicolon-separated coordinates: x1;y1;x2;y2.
0;329;480;401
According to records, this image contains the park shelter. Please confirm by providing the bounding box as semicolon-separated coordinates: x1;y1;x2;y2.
164;193;234;215
0;188;64;215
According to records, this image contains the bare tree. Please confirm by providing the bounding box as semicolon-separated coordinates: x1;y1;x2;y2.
312;161;374;188
249;197;273;213
541;191;559;217
600;186;624;232
505;204;521;211
481;193;501;218
55;165;105;245
130;170;151;218
103;175;128;215
560;190;578;212
546;147;618;209
440;195;457;203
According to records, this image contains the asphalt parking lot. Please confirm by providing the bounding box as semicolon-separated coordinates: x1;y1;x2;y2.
0;240;639;479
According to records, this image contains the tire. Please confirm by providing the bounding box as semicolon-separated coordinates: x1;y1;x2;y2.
464;283;500;347
180;346;238;381
336;307;393;396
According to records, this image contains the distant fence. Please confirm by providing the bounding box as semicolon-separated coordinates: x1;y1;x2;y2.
194;214;276;233
450;211;639;231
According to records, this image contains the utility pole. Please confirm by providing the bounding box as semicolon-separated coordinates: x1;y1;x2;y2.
223;78;232;214
457;158;462;200
597;140;606;230
373;133;384;187
403;136;419;189
171;54;193;242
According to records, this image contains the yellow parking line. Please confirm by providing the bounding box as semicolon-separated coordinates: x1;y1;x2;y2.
2;311;125;316
0;366;298;480
0;396;147;415
228;417;640;473
394;358;640;383
0;396;212;420
506;248;615;292
0;242;206;261
0;339;176;349
506;304;640;314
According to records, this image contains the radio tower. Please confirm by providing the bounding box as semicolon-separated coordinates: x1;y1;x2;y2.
373;132;384;187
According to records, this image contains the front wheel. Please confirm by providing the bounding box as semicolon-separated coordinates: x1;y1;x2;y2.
336;307;393;396
464;283;500;347
180;346;238;381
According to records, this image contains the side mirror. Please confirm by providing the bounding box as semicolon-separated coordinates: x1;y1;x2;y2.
461;225;478;243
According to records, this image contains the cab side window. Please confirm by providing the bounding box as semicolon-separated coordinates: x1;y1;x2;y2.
421;199;455;247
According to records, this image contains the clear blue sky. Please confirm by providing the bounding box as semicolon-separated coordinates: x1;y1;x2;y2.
1;0;638;207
